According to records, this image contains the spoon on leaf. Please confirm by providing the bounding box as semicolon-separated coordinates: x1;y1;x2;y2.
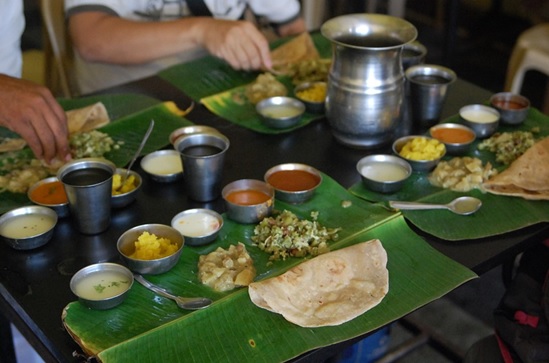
134;274;212;310
388;196;482;216
123;119;155;182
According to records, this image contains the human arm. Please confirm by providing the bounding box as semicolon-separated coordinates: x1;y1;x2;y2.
0;75;70;162
68;12;275;70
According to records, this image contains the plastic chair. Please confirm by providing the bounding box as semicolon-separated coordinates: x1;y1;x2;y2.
504;23;549;112
40;0;75;98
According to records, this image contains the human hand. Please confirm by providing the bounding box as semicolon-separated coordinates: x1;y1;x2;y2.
200;19;272;70
0;75;70;162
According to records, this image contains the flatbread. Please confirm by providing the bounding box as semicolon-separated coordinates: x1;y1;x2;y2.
66;102;110;134
270;32;319;74
0;138;27;152
248;239;389;327
483;136;549;200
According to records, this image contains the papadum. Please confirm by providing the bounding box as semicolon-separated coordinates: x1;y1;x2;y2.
0;138;27;152
248;239;389;328
482;136;549;200
66;102;110;134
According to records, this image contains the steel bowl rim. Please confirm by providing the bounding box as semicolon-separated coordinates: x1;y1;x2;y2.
221;179;275;207
263;163;322;194
392;135;447;162
171;208;223;239
357;154;412;185
70;262;134;304
256;96;306;121
489;92;530;111
140;149;183;179
112;168;142;197
117;223;184;263
0;205;58;239
429;123;476;146
459;104;500;124
27;176;69;208
294;81;327;106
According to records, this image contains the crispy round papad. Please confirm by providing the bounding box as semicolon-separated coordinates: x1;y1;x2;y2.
248;239;389;327
66;102;110;134
483;136;549;200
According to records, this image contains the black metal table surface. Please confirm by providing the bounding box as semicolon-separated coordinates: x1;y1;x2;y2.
1;76;547;363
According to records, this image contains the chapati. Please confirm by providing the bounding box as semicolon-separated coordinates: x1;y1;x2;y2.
483;136;549;200
248;239;389;327
270;32;320;74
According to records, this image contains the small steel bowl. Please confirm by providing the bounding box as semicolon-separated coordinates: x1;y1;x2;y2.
171;208;223;246
70;262;133;310
489;92;530;125
392;135;446;172
222;179;274;224
429;123;476;155
459;104;500;139
111;168;142;208
140;150;183;183
264;163;322;204
117;224;184;275
169;125;222;146
0;206;58;250
27;176;69;218
357;154;412;193
256;96;305;129
294;81;327;114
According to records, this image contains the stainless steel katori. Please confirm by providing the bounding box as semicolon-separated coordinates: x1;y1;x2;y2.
321;14;418;149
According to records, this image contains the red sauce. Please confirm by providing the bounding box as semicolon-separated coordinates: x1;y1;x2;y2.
493;99;527;110
267;170;320;192
431;128;475;144
226;189;271;205
29;180;67;205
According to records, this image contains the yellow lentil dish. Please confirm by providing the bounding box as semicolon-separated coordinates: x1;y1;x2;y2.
399;137;445;161
296;83;327;103
129;232;179;260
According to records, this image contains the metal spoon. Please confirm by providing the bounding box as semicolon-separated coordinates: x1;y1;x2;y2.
134;274;212;310
124;119;155;181
388;196;482;215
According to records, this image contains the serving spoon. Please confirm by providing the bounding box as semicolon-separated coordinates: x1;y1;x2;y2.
134;274;212;310
123;119;155;181
388;196;482;215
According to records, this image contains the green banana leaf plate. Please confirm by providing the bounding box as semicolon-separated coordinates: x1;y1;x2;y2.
349;107;549;241
159;32;332;134
0;94;193;214
62;173;476;362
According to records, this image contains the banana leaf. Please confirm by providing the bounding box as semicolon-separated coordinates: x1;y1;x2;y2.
62;173;476;362
200;82;324;134
158;32;332;101
0;94;193;214
349;107;549;241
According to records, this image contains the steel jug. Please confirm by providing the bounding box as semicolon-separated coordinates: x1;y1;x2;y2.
321;14;418;149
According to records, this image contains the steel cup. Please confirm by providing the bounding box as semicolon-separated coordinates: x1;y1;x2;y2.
174;132;230;202
406;64;456;130
57;158;116;234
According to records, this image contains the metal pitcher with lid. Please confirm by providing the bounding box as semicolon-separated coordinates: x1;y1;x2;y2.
321;14;418;149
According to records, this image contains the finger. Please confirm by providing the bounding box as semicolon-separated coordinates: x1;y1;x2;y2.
37;88;70;160
11;116;45;160
33;113;58;163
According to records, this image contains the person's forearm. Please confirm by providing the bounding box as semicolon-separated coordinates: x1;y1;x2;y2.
69;13;216;65
277;18;306;37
